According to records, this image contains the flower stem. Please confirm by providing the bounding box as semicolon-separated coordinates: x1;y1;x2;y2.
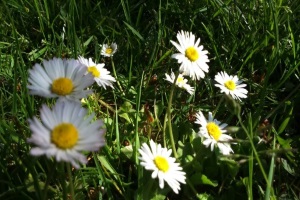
66;163;75;200
237;115;269;186
111;58;125;96
166;73;179;158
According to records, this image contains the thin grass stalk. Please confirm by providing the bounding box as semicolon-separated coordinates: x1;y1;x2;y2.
113;93;120;154
135;71;144;200
248;113;253;200
111;58;125;95
265;129;277;200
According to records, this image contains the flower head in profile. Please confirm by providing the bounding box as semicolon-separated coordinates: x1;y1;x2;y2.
195;111;233;155
165;71;194;94
214;71;248;101
170;30;209;80
27;57;94;102
138;140;186;194
78;56;116;89
101;42;117;57
27;101;106;169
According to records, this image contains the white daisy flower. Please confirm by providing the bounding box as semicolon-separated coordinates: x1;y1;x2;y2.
27;57;94;102
138;140;186;194
214;71;248;101
100;42;117;57
195;111;233;155
165;71;194;94
78;56;116;89
27;100;106;169
170;30;209;80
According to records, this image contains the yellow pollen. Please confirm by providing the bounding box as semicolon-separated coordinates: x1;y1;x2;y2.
185;47;199;62
206;122;222;141
51;123;79;149
224;80;236;91
105;48;113;55
154;156;169;172
51;78;73;95
88;66;100;77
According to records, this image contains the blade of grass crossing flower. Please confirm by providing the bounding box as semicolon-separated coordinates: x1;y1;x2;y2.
167;72;179;158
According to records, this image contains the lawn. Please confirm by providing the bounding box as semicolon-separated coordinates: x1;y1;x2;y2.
0;0;300;199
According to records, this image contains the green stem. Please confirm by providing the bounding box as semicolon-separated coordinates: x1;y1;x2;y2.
42;161;56;200
162;113;168;147
237;115;269;186
111;58;125;96
67;163;75;200
98;99;115;113
265;129;276;200
59;163;67;200
166;73;179;158
213;95;224;117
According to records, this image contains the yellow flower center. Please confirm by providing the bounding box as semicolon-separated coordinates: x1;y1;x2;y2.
51;78;73;95
206;122;222;141
88;66;100;77
51;123;79;149
185;47;199;62
224;80;236;91
105;48;113;55
154;156;169;172
177;76;184;84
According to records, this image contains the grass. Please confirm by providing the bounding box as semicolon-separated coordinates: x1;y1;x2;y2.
1;0;300;199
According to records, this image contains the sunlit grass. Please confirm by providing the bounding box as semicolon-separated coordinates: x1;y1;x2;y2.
1;0;300;199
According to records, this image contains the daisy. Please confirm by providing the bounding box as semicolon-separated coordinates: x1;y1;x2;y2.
27;57;94;102
78;56;116;89
165;71;194;94
138;140;186;194
170;30;209;80
27;100;106;169
195;111;233;155
100;42;117;57
214;71;248;101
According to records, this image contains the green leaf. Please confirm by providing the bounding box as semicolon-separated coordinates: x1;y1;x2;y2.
123;21;144;41
220;158;239;178
278;103;293;134
120;145;133;160
190;173;218;187
83;36;94;47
